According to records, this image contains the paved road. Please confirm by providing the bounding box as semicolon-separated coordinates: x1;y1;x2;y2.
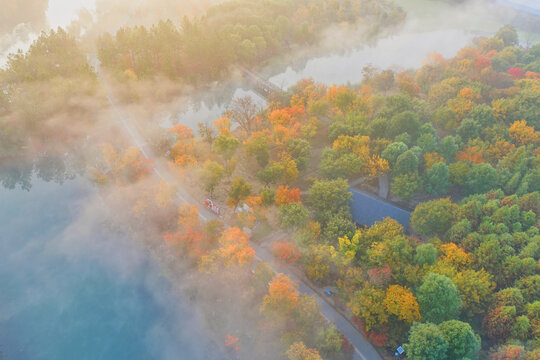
94;59;381;360
251;241;381;360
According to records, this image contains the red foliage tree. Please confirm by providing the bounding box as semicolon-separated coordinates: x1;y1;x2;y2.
368;329;389;347
367;265;392;287
507;67;524;79
272;241;301;265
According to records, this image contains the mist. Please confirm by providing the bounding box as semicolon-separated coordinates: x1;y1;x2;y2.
0;175;222;359
1;0;539;359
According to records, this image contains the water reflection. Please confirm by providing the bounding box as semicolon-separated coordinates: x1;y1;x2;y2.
269;29;476;89
160;81;267;129
0;153;83;191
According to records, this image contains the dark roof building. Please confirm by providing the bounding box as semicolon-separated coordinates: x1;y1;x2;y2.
349;188;411;230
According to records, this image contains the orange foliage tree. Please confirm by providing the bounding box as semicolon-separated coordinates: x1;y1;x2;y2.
199;227;255;271
214;116;232;136
456;145;484;164
261;273;299;316
164;204;207;260
485;140;515;163
91;144;153;185
217;227;255;266
275;185;301;205
396;72;420;97
169;124;197;166
269;106;306;144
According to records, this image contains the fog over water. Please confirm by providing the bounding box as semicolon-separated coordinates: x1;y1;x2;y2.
0;176;221;359
163;0;539;128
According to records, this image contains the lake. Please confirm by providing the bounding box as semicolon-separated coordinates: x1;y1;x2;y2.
165;0;539;129
0;175;220;360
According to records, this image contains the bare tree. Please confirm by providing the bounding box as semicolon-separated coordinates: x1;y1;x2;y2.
225;96;259;135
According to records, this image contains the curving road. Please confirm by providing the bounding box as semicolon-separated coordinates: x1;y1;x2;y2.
93;58;381;360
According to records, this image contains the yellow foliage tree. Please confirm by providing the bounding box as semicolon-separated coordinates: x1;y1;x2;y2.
509;120;539;146
439;243;472;271
384;285;421;323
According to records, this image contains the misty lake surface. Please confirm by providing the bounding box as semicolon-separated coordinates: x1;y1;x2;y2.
167;0;539;129
0;176;220;360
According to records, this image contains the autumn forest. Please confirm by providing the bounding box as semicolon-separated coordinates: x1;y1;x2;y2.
0;0;539;360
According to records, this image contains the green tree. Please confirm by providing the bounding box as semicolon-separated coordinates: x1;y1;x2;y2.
414;243;437;266
244;133;270;167
417;133;438;154
200;160;224;196
227;178;251;208
251;261;275;293
288;138;312;171
457;118;480;143
417;272;462;324
391;172;423;201
496;24;518;47
493;288;525;310
308;179;351;225
516;275;540;303
465;163;499;195
389;111;421;139
469;104;496;127
316;325;342;358
260;189;276;206
405;323;448;360
279;203;310;230
439;136;459;163
411;198;457;236
449;161;471;186
425;162;450;196
319;148;362;179
439;320;481;360
382;142;408;167
213;134;240;161
394;150;419;176
511;315;531;340
257;163;283;187
323;215;356;244
474;238;503;275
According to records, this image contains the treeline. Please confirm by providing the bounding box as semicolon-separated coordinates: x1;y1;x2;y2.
96;0;404;82
163;25;539;359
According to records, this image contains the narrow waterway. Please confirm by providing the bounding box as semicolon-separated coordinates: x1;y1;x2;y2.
0;174;220;360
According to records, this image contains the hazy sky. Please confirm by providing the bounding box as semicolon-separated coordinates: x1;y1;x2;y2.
46;0;96;29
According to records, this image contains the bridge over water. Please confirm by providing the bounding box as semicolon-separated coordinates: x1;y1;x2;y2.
236;65;283;98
